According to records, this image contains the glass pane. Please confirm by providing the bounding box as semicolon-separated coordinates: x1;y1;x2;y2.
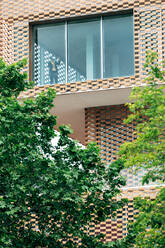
67;19;101;83
33;23;66;85
103;14;134;78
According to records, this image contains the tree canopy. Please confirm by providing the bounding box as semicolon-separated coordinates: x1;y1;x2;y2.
0;59;126;247
109;51;165;248
119;51;165;184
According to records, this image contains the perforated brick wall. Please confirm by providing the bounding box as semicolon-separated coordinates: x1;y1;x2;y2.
0;0;164;97
85;104;160;188
0;2;2;58
1;0;164;243
84;104;161;240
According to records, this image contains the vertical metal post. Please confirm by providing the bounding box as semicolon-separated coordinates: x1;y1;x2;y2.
65;21;68;83
100;16;103;79
133;10;135;75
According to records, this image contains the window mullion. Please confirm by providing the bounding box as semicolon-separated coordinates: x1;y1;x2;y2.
100;16;103;79
65;21;68;83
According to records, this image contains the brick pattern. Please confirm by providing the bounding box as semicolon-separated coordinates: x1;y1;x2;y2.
0;0;164;97
29;200;135;243
89;186;159;242
30;187;159;243
85;105;160;188
0;2;2;58
1;0;164;243
139;6;164;77
85;105;133;161
162;6;165;60
84;104;161;241
87;202;136;242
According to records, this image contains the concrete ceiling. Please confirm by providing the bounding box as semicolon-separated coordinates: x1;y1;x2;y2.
51;87;132;144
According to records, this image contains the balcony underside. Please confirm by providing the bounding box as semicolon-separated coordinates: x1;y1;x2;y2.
52;87;132;144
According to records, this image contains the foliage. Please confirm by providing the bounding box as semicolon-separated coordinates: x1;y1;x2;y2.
107;188;165;248
119;51;165;184
108;51;165;248
132;187;165;248
105;225;136;248
0;58;34;97
0;59;127;247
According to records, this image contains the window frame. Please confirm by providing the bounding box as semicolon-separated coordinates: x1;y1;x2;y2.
29;9;134;85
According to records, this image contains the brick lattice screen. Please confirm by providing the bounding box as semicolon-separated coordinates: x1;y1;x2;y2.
85;104;160;188
0;0;164;97
84;104;160;241
0;0;164;243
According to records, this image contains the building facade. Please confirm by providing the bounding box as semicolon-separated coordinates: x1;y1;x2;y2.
1;0;165;242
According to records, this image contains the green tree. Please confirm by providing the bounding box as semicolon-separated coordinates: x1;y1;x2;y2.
0;59;126;247
108;51;165;248
131;188;165;248
120;51;165;184
107;189;165;248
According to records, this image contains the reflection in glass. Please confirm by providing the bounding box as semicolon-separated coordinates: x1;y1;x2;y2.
67;19;101;83
103;15;134;78
33;23;66;85
33;14;134;86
